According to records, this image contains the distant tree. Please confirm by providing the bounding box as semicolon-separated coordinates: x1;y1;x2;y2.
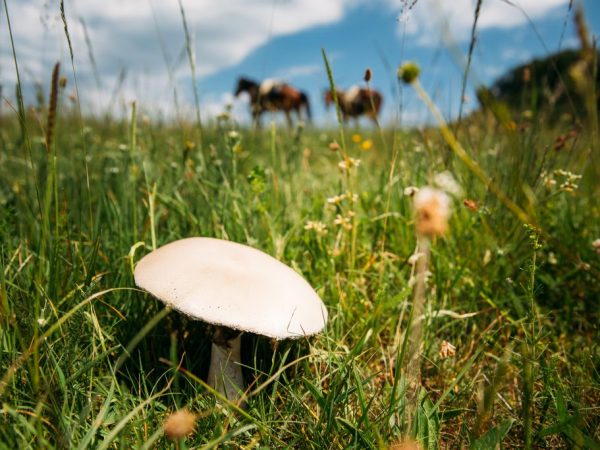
477;49;600;122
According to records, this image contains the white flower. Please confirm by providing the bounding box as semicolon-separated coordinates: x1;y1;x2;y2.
338;157;361;172
403;186;419;197
327;195;345;205
304;221;328;236
434;171;463;197
333;214;353;230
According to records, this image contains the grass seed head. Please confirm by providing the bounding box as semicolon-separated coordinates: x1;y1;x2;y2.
364;67;372;82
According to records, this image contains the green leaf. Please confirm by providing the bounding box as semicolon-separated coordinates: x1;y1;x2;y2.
471;419;514;450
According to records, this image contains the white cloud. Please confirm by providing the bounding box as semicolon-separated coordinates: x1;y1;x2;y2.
394;0;570;45
275;64;323;79
0;0;346;115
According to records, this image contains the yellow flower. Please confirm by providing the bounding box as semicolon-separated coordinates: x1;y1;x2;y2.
361;139;373;151
351;133;362;143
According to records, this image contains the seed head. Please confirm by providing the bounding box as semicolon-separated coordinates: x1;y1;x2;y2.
413;187;450;237
397;62;420;84
329;140;340;152
364;68;372;82
439;340;456;359
163;409;197;441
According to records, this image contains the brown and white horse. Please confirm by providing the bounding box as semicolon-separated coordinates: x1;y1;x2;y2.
324;86;382;124
235;77;311;127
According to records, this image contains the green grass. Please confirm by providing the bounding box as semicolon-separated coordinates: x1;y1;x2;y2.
0;91;598;448
0;4;599;445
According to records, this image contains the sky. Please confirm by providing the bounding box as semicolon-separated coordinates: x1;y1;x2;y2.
1;0;599;126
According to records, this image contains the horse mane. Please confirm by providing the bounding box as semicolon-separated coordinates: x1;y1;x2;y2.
235;77;259;96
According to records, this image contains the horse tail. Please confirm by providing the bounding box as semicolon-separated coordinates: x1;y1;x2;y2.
300;91;312;122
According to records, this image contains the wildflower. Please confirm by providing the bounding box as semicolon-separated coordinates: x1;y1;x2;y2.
413;187;451;237
361;139;373;151
338;157;361;172
351;134;362;143
592;239;600;254
403;186;419;197
334;214;353;230
304;221;328;237
548;252;558;265
37;317;47;327
345;191;359;203
163;409;197;441
433;171;462;197
327;194;344;205
329;141;340;152
439;340;456;359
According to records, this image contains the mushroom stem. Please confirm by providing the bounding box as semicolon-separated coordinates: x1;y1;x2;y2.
207;334;244;402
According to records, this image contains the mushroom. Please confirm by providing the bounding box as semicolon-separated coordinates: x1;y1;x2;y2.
134;237;328;402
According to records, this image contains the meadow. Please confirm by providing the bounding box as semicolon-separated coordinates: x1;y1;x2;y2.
1;11;600;450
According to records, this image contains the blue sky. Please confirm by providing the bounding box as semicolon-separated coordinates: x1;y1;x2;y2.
1;0;599;126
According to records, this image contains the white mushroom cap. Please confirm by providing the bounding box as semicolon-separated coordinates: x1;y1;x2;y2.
134;237;328;340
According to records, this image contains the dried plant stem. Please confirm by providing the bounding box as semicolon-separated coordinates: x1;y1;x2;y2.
405;237;430;419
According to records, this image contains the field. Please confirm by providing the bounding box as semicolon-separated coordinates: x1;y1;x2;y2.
1;10;600;449
1;78;599;448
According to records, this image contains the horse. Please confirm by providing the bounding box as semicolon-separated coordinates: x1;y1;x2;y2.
234;77;311;127
323;86;382;124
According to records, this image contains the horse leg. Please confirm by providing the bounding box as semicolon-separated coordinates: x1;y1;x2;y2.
285;110;292;128
253;109;262;129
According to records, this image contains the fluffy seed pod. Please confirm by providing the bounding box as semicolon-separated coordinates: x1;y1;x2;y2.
163;409;197;440
413;187;450;237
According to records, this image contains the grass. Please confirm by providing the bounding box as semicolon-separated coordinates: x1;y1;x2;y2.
1;92;598;448
1;7;599;450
